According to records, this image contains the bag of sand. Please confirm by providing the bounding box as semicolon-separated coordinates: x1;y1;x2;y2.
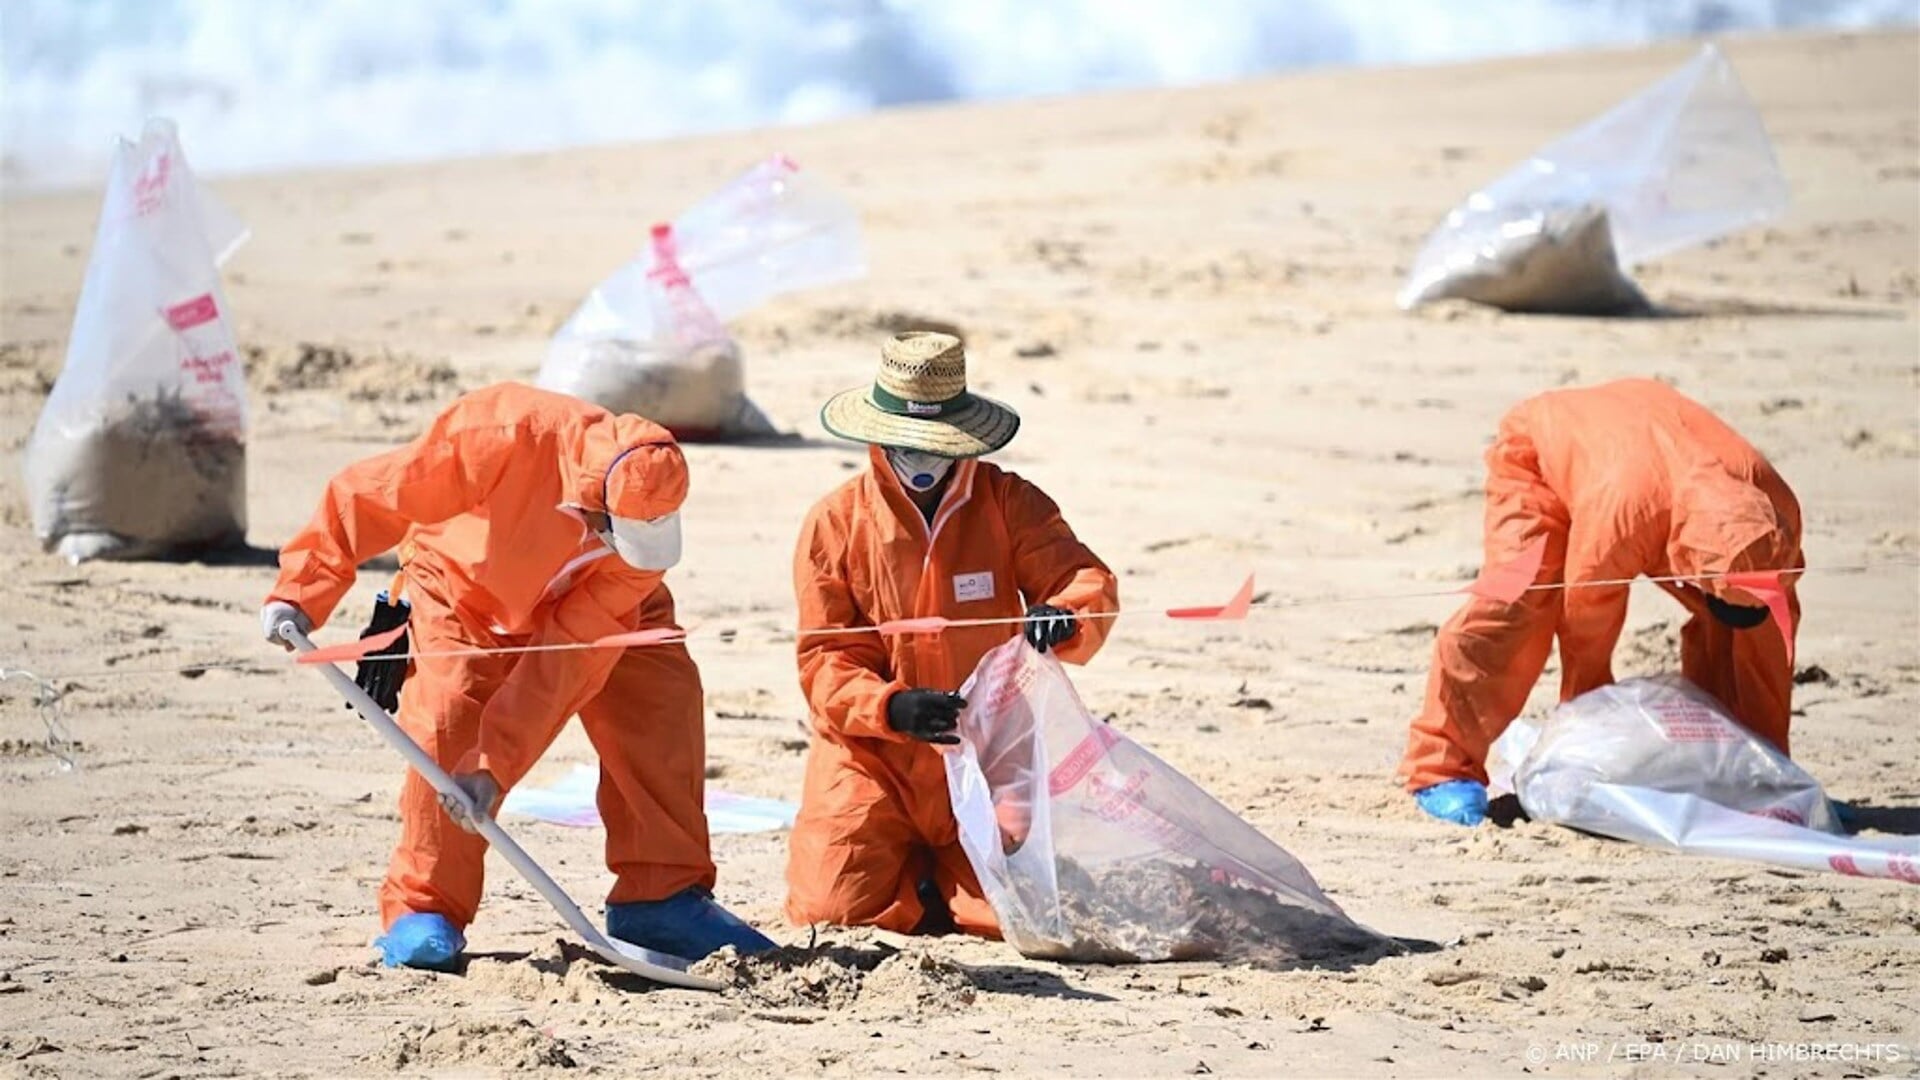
25;118;250;563
1398;44;1788;315
537;155;863;440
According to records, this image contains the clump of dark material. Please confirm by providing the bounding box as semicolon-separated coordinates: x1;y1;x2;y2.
690;942;976;1012
1029;857;1387;968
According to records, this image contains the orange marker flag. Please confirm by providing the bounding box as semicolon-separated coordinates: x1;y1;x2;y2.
1167;574;1255;621
1722;570;1795;663
592;627;689;649
878;616;952;636
1464;535;1548;604
296;624;407;665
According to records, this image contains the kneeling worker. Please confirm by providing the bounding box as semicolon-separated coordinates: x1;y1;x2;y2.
260;383;773;968
1402;379;1804;826
787;332;1119;935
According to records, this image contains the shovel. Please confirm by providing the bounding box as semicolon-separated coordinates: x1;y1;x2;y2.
282;623;724;991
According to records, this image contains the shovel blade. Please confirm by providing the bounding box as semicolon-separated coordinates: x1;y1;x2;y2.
590;933;726;991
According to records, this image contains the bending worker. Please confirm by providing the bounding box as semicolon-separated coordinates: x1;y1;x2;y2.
1403;379;1803;826
260;383;773;969
787;331;1119;935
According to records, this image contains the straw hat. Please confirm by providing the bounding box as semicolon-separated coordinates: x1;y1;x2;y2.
820;332;1020;457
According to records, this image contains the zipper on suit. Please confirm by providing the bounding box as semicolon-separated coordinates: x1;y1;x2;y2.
917;461;975;580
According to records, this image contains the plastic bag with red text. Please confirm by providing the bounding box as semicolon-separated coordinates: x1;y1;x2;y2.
945;638;1389;965
26;118;250;563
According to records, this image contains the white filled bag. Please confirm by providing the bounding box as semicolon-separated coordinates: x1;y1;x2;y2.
537;155;863;439
1399;44;1788;314
25;119;250;563
1505;676;1918;884
945;638;1387;964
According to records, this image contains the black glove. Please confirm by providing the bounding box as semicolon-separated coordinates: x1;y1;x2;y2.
1704;592;1769;630
1023;603;1078;653
351;592;412;713
886;688;965;745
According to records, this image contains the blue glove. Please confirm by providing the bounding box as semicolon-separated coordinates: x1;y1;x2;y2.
1413;779;1488;827
375;912;465;971
608;886;775;961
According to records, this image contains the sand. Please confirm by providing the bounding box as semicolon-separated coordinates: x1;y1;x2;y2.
1;29;1916;1079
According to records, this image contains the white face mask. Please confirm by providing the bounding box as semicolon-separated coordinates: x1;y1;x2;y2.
597;511;683;570
886;448;953;493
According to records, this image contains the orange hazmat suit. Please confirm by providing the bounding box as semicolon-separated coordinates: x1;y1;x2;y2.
268;383;715;929
786;447;1119;935
1402;379;1803;792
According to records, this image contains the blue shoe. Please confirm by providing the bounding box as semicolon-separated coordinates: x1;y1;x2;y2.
607;887;775;961
375;912;465;971
1414;779;1489;827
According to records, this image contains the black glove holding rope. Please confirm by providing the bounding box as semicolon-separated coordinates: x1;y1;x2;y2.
1023;603;1078;653
351;591;413;712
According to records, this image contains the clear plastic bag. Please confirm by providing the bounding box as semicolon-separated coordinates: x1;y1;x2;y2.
537;155;863;439
1514;676;1919;883
945;639;1387;964
25;118;251;563
1399;44;1788;313
1484;714;1541;798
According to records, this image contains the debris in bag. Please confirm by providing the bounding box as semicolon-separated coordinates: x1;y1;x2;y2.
537;155;864;440
1508;675;1919;883
945;639;1392;966
31;389;246;563
1045;857;1382;965
1399;44;1788;314
539;224;769;439
25;118;250;562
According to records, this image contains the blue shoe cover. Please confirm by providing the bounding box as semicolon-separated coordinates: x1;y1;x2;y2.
375;912;465;971
1414;779;1489;827
1831;799;1860;830
607;887;775;961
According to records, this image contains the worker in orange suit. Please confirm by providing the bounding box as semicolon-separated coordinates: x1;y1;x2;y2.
787;332;1119;935
1402;379;1804;826
258;383;773;969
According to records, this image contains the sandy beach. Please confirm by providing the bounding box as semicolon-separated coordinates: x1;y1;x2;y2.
1;29;1916;1078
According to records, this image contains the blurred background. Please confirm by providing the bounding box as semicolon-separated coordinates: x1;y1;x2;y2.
3;0;1915;191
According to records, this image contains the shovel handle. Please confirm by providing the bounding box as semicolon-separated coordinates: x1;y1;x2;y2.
281;623;723;991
